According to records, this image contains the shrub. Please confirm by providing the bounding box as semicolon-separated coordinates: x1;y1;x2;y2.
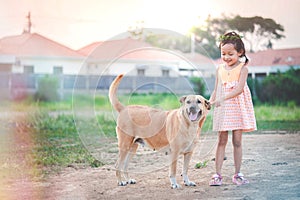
34;75;59;102
189;77;206;95
256;68;300;105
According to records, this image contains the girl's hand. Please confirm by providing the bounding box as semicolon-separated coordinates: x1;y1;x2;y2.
211;98;224;107
214;100;221;107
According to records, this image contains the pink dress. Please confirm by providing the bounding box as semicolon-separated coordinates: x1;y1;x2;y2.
213;63;257;132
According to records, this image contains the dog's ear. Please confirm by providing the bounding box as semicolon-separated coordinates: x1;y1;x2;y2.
179;96;187;103
205;99;211;110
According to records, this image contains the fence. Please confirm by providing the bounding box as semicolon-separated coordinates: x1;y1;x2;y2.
0;73;215;100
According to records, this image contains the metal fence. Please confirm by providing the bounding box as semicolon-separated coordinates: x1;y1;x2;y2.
0;73;215;100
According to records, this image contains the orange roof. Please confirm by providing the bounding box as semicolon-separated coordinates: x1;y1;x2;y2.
78;38;153;60
0;33;83;58
78;38;215;64
120;48;185;62
77;41;103;56
214;48;300;67
248;48;300;67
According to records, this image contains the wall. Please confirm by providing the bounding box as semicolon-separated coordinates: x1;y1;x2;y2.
12;56;84;75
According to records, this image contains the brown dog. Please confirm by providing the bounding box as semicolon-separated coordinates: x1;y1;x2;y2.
109;74;211;189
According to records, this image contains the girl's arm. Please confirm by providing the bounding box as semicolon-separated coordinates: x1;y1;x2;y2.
224;66;248;100
209;68;219;104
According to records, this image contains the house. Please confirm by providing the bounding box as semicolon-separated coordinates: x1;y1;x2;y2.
180;53;216;77
78;38;180;77
247;48;300;78
0;53;15;73
0;32;85;99
78;38;216;78
0;30;215;78
214;48;300;79
0;32;84;75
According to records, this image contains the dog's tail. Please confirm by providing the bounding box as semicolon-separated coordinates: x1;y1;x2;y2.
109;74;125;112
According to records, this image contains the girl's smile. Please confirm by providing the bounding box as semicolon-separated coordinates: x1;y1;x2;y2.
220;43;242;67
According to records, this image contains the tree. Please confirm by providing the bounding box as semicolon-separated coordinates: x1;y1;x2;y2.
191;15;220;59
145;33;191;53
191;15;285;58
132;15;284;59
224;15;285;52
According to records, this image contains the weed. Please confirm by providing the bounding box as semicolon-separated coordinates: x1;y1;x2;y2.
30;112;103;173
195;160;209;169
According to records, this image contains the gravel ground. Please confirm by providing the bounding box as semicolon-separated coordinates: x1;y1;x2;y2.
1;133;299;200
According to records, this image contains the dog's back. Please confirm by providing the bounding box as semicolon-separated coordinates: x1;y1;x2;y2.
108;74;169;147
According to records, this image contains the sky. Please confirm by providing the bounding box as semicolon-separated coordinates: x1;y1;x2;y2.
0;0;299;50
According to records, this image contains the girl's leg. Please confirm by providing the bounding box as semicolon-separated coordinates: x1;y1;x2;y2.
232;130;249;185
215;131;228;174
232;129;243;174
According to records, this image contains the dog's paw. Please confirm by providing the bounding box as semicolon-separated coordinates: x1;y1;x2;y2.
127;179;136;184
118;181;127;186
184;180;196;187
171;183;181;189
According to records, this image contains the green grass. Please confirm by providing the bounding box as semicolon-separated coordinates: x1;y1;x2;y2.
30;112;103;173
121;93;180;110
255;105;300;121
97;115;116;137
254;105;300;131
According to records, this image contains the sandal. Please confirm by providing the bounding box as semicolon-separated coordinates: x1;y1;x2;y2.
209;173;222;186
232;172;249;185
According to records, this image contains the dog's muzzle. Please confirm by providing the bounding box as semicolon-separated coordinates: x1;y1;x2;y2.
187;106;202;122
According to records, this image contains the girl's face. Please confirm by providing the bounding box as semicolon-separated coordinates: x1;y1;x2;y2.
220;43;242;67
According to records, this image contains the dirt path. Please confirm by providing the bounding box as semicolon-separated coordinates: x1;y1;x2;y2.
1;133;299;200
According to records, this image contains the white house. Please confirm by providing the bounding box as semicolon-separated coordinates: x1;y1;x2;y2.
78;38;178;77
0;54;15;72
213;48;300;80
247;48;300;78
179;53;216;77
0;32;84;75
78;38;216;78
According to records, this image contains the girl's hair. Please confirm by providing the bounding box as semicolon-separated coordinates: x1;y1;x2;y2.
219;31;249;64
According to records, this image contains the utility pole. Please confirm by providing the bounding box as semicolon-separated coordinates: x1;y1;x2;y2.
23;12;32;33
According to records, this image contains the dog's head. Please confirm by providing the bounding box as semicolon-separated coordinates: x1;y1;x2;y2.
180;95;211;122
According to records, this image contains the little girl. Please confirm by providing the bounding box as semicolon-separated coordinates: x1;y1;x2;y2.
209;31;257;186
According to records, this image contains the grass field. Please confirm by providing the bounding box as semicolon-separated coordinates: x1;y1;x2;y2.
11;93;300;131
1;94;299;175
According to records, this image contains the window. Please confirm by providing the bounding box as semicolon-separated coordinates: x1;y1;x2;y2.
53;66;63;74
162;69;170;77
137;69;145;76
24;65;34;73
136;64;148;76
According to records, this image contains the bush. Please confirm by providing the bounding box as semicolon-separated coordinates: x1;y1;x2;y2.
256;68;300;105
189;77;206;95
34;75;59;102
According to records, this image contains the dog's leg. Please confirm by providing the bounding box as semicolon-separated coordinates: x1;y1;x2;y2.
182;152;196;186
115;148;130;186
169;151;180;189
115;128;135;186
123;142;138;184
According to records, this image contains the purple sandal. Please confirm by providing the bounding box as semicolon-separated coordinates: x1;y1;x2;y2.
232;172;249;185
209;173;222;186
